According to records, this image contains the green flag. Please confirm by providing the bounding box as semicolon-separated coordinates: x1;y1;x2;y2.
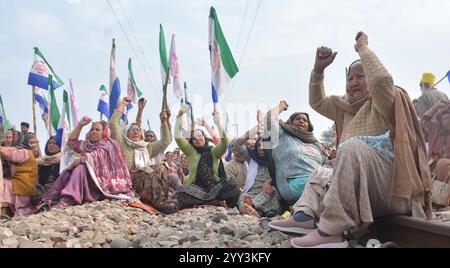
49;75;60;132
159;24;170;86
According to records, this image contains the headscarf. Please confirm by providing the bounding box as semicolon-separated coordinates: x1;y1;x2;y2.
330;60;370;115
189;129;226;191
330;60;371;146
45;136;60;156
122;123;153;174
38;136;61;167
247;138;267;166
279;112;319;144
145;130;158;141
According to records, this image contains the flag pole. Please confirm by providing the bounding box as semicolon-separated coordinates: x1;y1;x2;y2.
100;113;103;122
432;73;448;89
31;87;37;139
162;67;171;112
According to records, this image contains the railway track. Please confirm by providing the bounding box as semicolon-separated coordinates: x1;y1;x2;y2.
372;212;450;248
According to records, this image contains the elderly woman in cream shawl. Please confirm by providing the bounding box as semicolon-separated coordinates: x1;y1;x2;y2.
110;97;176;214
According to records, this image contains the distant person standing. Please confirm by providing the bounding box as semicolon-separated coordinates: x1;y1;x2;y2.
414;72;449;118
21;122;32;136
20;122;34;146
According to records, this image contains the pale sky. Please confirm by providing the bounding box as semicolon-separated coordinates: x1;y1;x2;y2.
0;0;449;150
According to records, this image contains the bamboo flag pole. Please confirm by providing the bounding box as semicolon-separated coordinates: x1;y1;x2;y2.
32;86;37;138
162;67;171;113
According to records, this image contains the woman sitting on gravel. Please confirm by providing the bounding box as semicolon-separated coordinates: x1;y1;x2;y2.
236;124;282;218
0;129;38;217
39;117;135;210
263;102;327;206
175;105;240;209
269;32;432;248
110;97;177;214
36;136;61;188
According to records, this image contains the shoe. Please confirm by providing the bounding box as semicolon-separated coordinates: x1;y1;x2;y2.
290;229;349;248
263;211;278;218
269;216;316;235
158;203;178;215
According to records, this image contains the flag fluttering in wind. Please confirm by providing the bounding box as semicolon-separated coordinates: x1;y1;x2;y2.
58;90;77;173
109;39;121;119
169;34;183;99
28;47;64;90
127;58;143;106
447;70;450;84
69;79;79;127
97;85;110;119
48;75;61;135
34;87;49;120
209;7;239;104
56;90;70;148
159;24;170;87
0;95;10;132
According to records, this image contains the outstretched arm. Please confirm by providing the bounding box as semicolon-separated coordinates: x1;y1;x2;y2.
309;47;343;121
148;109;172;158
69;116;92;141
110;97;131;145
355;32;395;121
211;112;229;158
135;98;146;127
175;105;195;156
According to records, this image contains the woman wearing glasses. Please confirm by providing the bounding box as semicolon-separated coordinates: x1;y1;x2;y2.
109;97;175;214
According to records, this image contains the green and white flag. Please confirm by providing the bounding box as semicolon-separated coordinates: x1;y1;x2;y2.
127;58;143;104
209;7;239;104
159;24;170;86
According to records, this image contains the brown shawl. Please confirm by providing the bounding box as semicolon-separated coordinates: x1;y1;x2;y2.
330;86;432;218
392;86;432;219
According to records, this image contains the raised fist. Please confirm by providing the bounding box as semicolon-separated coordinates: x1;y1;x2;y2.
123;97;133;105
314;46;338;74
79;116;92;127
355;31;368;52
279;100;289;113
160;111;169;122
138;98;147;110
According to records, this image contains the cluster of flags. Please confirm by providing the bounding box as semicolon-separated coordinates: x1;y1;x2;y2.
0;6;242;157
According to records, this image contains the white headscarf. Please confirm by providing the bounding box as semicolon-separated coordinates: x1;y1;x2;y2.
122;125;153;174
